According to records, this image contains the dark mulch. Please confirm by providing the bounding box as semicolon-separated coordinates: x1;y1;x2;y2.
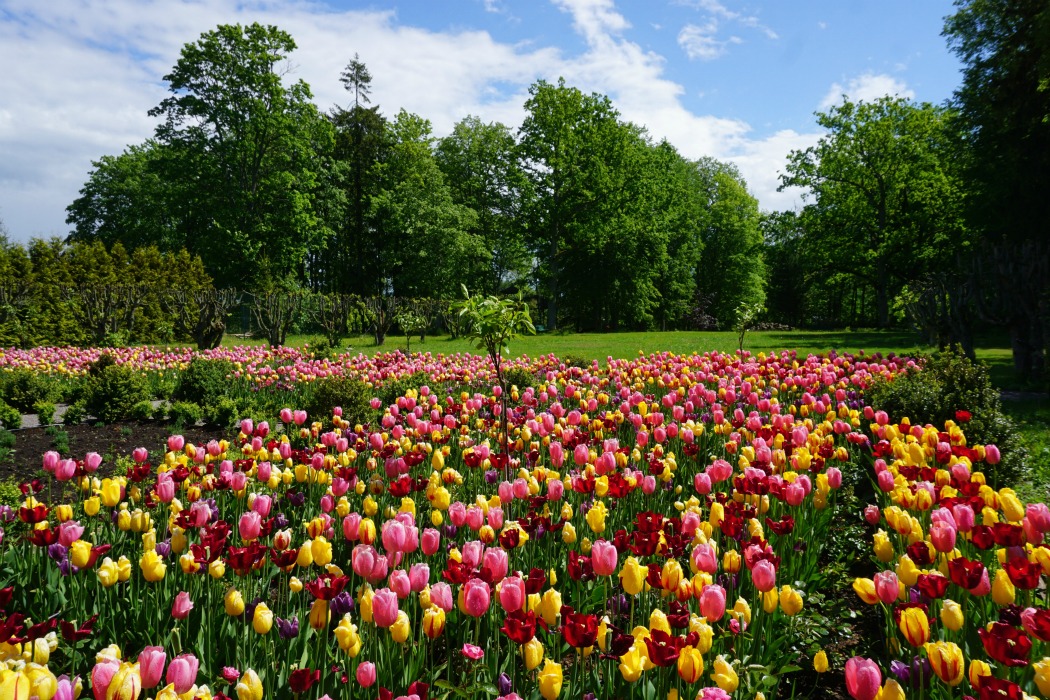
0;421;228;483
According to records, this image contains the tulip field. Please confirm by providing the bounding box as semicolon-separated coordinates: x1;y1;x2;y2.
0;346;1042;700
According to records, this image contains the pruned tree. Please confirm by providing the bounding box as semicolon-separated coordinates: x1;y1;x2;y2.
62;285;145;345
251;291;306;347
365;296;400;346
165;288;240;349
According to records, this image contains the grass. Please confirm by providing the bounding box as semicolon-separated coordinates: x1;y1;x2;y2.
1006;398;1050;504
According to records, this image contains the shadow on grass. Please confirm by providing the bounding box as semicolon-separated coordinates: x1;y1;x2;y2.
760;330;925;353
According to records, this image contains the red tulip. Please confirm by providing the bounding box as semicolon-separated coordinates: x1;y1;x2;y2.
980;622;1032;667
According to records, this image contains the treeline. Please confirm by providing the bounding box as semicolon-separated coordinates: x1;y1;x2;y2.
61;25;764;334
26;3;1050;383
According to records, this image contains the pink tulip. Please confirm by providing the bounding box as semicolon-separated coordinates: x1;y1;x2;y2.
547;478;564;501
257;461;272;483
694;472;712;495
139;646;166;689
692;544;718;574
409;563;430;592
91;658;120;699
873;571;899;605
590;539;618;577
132;447;149;464
499;575;525;612
482;548;509;583
970;568;991;597
487;507;504;530
707;459;733;483
167;435;184;452
844;657;882;700
54;675;76;700
156;474;175;503
573;444;589;466
826;467;842;489
389;569;411;599
421;528;440;556
449;502;467;527
372;588;399;628
699;584;726;621
85;452;103;473
549;442;564;467
206;440;221;457
498;481;514;503
58;520;84;548
430;582;454;613
293;410;308;425
356;662;376;688
863;505;881;525
239;511;262;542
929;521;957;553
352;545;382;581
343;514;362;541
465;506;484;531
240;419;253;435
785;482;805;507
876;470;895;492
641;476;657;495
280;408;294;424
985;444;1001;464
55;459;76;482
463;578;491;617
751;560;776;593
166;653;199;695
461;541;484;570
172;591;193;619
42;450;59;472
230;471;247;491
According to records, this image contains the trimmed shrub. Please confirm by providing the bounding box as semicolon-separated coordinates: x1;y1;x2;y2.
130;400;156;421
865;347;1028;487
173;359;234;407
377;371;431;408
62;401;88;426
0;369;60;413
0;402;20;431
169;401;204;429
503;366;537;392
303;376;373;426
34;401;56;426
84;364;151;424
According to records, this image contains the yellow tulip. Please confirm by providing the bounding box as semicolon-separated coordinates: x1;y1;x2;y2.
677;645;703;683
926;641;964;686
813;650;828;673
940;599;964;631
538;659;563;700
1033;657;1050;698
236;669;263;700
899;607;930;647
84;496;101;516
309;600;330;630
539;589;562;627
585;500;607;533
390;610;410;643
618;640;646;682
423;606;445;639
252;603;273;634
712;655;738;692
97;557;119;588
523;638;544;671
224;589;245;617
335;616;361;656
968;659;991;689
620;557;646;596
140;550;166;582
991;569;1016;606
882;679;906;700
779;586;803;616
69;540;92;569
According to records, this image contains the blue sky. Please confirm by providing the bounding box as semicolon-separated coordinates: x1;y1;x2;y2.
0;0;963;242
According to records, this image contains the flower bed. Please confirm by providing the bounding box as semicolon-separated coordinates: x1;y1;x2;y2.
0;349;1020;700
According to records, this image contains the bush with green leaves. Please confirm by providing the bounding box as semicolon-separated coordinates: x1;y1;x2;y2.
172;359;234;407
169;401;204;429
130;400;156;421
206;396;250;429
377;371;432;408
0;480;21;509
84;364;151;424
34;401;56;426
865;347;1028;487
62;401;88;426
303;376;373;426
0;403;18;431
0;369;60;413
503;366;537;391
152;402;171;421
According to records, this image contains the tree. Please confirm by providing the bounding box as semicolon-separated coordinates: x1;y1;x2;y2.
780;97;967;328
369;110;482;300
454;286;535;456
66;141;180;251
944;0;1050;382
436;116;532;294
149;23;333;289
694;159;766;327
326;54;389;295
518;79;627;330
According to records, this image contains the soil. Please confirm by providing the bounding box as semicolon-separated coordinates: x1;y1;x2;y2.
0;421;227;483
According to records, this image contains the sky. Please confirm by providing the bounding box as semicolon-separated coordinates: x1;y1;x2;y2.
0;0;964;243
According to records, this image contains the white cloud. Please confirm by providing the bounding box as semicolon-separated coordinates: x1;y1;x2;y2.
677;22;741;61
820;72;916;109
0;0;811;241
677;0;778;45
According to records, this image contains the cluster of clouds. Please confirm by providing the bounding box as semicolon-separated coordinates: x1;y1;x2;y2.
0;0;916;241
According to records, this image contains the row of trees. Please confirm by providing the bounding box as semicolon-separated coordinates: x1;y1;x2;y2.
0;238;475;349
63;25;765;333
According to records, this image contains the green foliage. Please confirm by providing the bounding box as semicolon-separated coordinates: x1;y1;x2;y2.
206;397;245;430
454;287;535;378
0;369;60;413
734;302;765;353
169;401;204;429
0;480;21;509
33;401;56;426
561;355;589;370
62;401;88;426
376;371;431;409
173;359;234;407
0;429;15;451
865;347;1028;486
503;366;537;391
47;427;71;454
152;402;171;421
0;402;21;431
303;376;373;426
84;364;151;424
129;400;155;421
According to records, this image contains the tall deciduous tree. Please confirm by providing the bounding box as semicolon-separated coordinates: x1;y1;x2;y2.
149;23;333;289
944;0;1050;381
436;116;532;294
780;96;967;328
694;159;765;327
